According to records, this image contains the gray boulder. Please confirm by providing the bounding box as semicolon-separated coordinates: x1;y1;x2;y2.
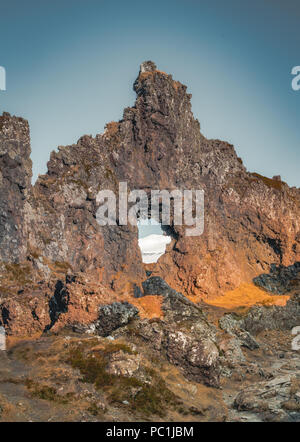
95;302;139;336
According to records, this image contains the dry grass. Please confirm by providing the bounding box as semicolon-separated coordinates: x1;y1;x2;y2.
2;263;32;286
251;173;285;191
25;379;74;404
66;341;177;417
0;394;16;420
129;295;164;319
205;283;290;311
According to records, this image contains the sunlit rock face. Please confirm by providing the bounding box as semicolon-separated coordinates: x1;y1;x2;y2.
139;234;171;263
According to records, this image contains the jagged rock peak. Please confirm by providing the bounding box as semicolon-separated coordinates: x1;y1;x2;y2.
0;112;31;147
140;60;157;73
133;60;184;97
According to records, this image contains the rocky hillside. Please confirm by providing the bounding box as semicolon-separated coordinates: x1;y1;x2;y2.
0;288;300;422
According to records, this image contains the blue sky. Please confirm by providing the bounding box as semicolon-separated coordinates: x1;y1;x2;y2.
138;219;164;239
0;0;299;186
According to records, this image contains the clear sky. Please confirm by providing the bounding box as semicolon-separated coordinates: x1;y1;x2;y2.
138;219;164;239
0;0;299;186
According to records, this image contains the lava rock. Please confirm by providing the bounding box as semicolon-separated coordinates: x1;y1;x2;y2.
242;293;300;335
142;276;177;297
253;262;300;294
133;284;143;298
219;313;259;350
95;302;139;336
106;350;141;377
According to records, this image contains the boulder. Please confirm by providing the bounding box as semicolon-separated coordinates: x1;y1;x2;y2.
242;293;300;335
95;302;139;336
106;350;141;377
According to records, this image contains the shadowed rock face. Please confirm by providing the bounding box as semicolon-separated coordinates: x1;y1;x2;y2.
219;293;300;336
0;113;32;262
253;262;300;294
0;61;300;336
241;293;300;335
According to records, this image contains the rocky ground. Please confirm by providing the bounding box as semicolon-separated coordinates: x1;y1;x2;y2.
0;278;299;422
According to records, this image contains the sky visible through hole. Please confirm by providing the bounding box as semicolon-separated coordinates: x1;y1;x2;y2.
137;219;171;264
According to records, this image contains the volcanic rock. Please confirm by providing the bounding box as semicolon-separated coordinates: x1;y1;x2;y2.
0;113;32;262
1;61;300;336
219;313;260;350
253;262;300;294
95;302;139;337
105;350;141;377
241;293;300;335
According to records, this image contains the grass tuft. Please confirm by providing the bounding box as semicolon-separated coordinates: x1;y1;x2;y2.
66;342;178;417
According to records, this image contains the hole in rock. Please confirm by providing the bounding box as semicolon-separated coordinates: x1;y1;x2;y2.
138;219;171;264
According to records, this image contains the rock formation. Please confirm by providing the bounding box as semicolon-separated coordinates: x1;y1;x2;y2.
0;113;32;262
0;61;300;336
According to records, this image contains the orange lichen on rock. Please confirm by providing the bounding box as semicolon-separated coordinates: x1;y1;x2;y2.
172;80;181;91
250;172;285;191
105;121;119;135
155;69;168;75
129;295;164;320
139;70;168;81
205;283;290;310
104;121;121;146
50;281;120;333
